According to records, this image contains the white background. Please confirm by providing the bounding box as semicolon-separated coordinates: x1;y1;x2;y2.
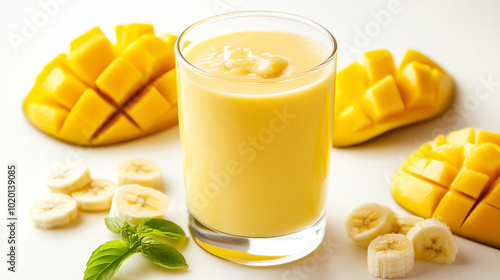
1;0;500;279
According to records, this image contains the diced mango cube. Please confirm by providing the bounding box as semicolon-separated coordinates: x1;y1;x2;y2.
58;113;93;145
154;68;178;104
361;49;395;84
67;35;116;86
464;142;500;179
446;127;475;145
391;170;448;218
70;27;105;51
421;160;459;187
450;168;489;199
459;203;500;248
338;106;372;133
116;24;154;52
93;115;141;145
127;87;171;130
41;67;88;109
397;62;436;109
484;179;500;209
476;130;500;146
96;57;144;103
121;41;155;78
134;34;175;75
400;49;444;72
403;156;429;176
26;103;69;137
70;88;115;131
432;69;454;106
362;75;405;122
432;190;475;232
430;144;462;168
334;62;368;111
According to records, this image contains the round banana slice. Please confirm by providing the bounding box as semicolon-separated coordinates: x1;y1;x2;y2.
392;215;425;235
46;164;91;194
109;184;168;224
118;159;162;189
71;179;118;211
368;233;414;279
29;193;78;229
406;218;458;264
346;203;396;248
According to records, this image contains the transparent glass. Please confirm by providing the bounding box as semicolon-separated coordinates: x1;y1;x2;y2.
175;11;337;266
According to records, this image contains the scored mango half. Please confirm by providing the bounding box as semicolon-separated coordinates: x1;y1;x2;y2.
391;128;500;248
333;49;454;147
23;24;178;146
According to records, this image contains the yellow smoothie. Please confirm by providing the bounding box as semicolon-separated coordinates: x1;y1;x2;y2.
178;31;334;237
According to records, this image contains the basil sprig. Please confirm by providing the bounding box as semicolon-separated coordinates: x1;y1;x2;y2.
84;218;188;280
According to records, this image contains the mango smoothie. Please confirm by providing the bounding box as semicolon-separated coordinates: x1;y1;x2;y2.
177;31;335;237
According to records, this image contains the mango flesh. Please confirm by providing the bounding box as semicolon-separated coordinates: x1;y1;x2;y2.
23;24;178;146
333;49;454;147
391;128;500;248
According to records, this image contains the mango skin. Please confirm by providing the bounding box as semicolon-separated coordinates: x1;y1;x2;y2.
23;24;178;146
333;49;454;147
391;128;500;249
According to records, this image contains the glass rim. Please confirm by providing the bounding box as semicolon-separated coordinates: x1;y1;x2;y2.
174;10;338;84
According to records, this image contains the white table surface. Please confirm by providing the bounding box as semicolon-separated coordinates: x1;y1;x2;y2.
1;0;500;279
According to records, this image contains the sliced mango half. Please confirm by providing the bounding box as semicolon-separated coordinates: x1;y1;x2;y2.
23;24;178;146
333;49;454;147
391;128;500;248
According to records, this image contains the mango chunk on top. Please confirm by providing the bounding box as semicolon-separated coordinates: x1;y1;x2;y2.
391;128;500;248
333;49;454;147
23;25;178;146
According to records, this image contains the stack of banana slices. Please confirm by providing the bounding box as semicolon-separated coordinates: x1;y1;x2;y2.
346;203;458;279
30;159;169;229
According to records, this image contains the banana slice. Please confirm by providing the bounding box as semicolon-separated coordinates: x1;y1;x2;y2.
46;164;91;194
368;233;414;279
109;184;168;224
29;193;78;229
346;203;396;248
406;218;458;264
71;179;118;211
118;159;162;189
392;216;425;235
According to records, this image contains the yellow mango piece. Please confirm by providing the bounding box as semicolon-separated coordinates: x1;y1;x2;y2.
333;49;453;147
337;106;372;133
421;160;459;187
24;24;179;146
127;86;172;130
464;142;500;179
459;203;500;248
41;67;88;109
116;24;154;52
67;35;116;86
362;75;405;122
450;168;489;199
361;49;395;84
432;190;475;232
58;113;93;145
446;127;475;145
391;170;448;218
397;62;436;109
70;27;105;51
154;68;178;104
392;128;500;248
93;115;141;145
476;130;500;146
96;57;144;103
430;144;462;168
70;88;115;130
484;179;500;209
26;103;69;137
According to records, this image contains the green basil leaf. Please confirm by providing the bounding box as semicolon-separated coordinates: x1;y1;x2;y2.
136;218;186;239
140;236;189;269
104;218;133;235
84;240;136;280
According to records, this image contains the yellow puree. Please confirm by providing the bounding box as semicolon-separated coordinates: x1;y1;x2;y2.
179;31;333;237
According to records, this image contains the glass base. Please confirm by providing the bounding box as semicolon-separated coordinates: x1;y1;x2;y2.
189;213;326;266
